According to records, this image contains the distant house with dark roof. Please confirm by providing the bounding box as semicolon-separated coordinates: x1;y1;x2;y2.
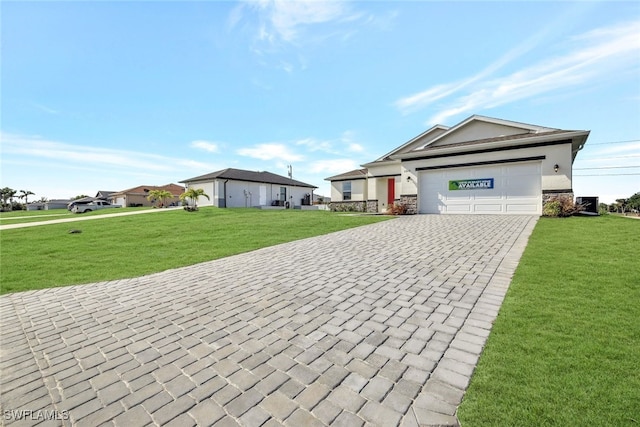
180;168;317;208
95;190;115;200
109;184;184;208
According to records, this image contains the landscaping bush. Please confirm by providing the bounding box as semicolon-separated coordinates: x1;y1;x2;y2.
386;202;408;215
542;195;585;217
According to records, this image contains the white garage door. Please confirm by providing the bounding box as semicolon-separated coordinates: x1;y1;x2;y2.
419;162;541;214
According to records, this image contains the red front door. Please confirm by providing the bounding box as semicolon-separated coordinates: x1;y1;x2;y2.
387;178;395;205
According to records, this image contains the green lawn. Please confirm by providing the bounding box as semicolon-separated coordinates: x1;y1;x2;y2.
457;215;640;426
0;208;389;294
0;207;152;223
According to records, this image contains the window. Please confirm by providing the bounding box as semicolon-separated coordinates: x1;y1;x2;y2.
342;181;352;201
279;187;287;202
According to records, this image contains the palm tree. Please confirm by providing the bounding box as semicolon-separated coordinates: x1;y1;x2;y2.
19;190;35;209
147;189;174;208
1;187;17;211
179;188;210;211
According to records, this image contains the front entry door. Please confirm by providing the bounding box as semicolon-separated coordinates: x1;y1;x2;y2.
387;178;395;205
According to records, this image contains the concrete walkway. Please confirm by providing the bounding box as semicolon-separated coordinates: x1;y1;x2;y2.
0;207;182;231
0;215;537;426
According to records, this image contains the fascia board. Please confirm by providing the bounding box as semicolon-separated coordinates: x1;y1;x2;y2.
361;159;401;168
374;125;450;161
391;130;589;160
418;115;559;150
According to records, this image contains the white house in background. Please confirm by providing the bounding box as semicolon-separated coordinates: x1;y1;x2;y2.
326;115;590;215
180;168;317;208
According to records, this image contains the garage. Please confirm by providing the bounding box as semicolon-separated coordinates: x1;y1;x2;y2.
327;115;590;215
419;161;542;214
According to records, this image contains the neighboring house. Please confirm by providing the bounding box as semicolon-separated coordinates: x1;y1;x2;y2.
44;199;73;210
71;191;116;205
26;203;45;211
180;168;317;208
326;115;590;215
313;194;331;204
95;190;115;200
109;184;184;207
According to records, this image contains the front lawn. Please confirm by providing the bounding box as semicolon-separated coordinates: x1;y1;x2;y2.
457;215;640;426
0;207;152;223
0;208;389;294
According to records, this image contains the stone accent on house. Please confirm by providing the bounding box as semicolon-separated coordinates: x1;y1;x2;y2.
542;190;574;205
400;194;418;215
366;200;379;213
330;201;367;212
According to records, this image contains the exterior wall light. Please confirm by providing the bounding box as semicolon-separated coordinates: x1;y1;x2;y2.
554;164;559;173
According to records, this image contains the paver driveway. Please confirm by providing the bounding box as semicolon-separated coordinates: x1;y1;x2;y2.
1;215;537;427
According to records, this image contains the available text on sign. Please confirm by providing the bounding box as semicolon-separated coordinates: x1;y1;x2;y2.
448;178;494;190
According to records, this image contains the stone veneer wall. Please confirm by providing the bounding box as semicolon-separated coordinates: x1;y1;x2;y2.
542;190;574;204
542;190;575;213
399;194;418;215
366;200;379;213
329;201;367;212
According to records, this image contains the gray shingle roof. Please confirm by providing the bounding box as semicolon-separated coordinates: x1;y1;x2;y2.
324;169;368;181
180;168;317;188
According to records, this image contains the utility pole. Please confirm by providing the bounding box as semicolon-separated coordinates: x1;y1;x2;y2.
288;165;293;209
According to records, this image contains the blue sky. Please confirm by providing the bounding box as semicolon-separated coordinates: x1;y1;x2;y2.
2;1;639;204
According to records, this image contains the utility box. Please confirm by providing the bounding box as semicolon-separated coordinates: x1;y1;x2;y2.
576;196;599;213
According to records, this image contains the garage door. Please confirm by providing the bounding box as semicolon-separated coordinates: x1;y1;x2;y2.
419;162;541;214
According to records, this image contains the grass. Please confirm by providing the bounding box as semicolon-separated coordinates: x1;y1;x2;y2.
0;207;152;223
457;215;640;426
0;207;390;294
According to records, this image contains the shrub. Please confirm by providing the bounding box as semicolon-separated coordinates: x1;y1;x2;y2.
542;196;585;217
386;203;408;216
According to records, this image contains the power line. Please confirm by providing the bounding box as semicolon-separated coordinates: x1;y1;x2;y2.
580;155;640;160
587;139;639;145
574;166;640;170
574;173;640;176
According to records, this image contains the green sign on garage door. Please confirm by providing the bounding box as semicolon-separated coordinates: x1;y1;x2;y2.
449;178;494;190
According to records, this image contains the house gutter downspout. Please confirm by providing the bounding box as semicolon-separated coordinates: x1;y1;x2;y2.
223;180;229;208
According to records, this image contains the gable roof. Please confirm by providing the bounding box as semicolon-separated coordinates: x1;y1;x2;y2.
379;115;589;163
95;190;116;199
417;115;558;150
111;183;185;197
180;168;317;188
376;125;450;161
324;169;368;181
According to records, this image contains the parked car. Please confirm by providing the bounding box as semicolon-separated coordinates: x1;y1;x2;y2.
72;200;122;213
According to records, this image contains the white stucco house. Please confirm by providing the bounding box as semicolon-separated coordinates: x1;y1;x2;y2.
180;168;317;208
326;115;590;215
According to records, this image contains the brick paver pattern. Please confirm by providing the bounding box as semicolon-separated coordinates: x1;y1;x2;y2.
0;215;537;426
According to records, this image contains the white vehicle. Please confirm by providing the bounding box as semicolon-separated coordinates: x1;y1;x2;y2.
72;200;122;213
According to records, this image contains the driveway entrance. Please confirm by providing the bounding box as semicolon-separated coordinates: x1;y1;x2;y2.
1;215;537;426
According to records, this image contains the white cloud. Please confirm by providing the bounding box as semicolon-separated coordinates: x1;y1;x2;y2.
249;0;356;43
0;132;211;173
308;158;360;174
237;143;304;162
294;131;367;155
394;19;640;126
295;137;335;153
340;130;366;153
190;140;220;153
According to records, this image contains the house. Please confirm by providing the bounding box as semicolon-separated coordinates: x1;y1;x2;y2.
44;199;73;210
109;184;184;208
326;115;590;215
180;168;317;208
95;190;115;200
